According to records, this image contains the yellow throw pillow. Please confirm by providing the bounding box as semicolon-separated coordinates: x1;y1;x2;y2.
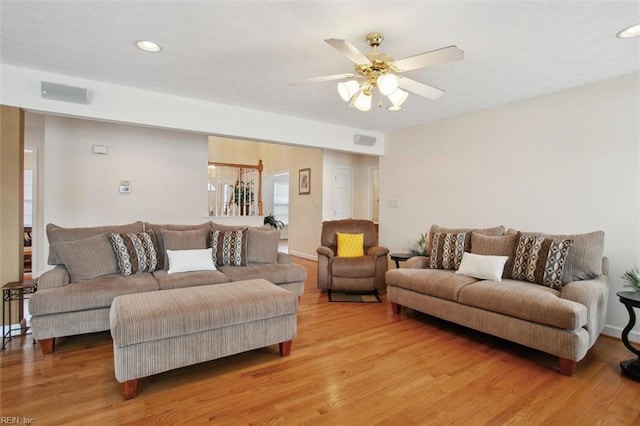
337;232;365;257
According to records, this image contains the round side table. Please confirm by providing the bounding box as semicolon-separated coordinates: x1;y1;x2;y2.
617;291;640;381
390;253;413;268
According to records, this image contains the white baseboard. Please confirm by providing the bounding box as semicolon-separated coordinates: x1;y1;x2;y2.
288;250;317;261
602;324;640;343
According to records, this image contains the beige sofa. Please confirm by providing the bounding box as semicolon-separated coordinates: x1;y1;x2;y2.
386;225;608;376
29;221;306;354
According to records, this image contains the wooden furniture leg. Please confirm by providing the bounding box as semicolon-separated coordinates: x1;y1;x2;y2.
559;357;575;376
279;340;292;357
390;302;401;315
122;380;138;400
38;338;55;355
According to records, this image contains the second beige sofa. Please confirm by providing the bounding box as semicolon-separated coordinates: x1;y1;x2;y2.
386;225;608;376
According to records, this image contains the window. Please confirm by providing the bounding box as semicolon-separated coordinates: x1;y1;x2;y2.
273;181;289;225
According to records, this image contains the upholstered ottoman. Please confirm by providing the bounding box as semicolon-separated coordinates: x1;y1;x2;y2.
110;279;298;400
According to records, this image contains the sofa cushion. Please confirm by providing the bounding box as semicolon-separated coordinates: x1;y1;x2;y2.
336;232;365;257
152;269;230;290
166;248;217;274
429;232;470;270
507;229;604;283
511;233;573;290
331;256;374;278
29;273;159;315
428;225;505;256
160;228;210;269
146;222;211;269
51;233;119;282
247;227;280;264
456;252;509;281
47;221;144;265
457;279;587;330
109;230;159;276
385;268;479;302
218;263;306;285
211;228;248;266
471;233;518;278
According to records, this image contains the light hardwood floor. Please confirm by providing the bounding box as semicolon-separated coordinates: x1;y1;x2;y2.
2;257;639;425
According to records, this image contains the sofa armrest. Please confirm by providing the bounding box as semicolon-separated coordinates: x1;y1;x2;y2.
561;275;609;345
317;246;334;259
277;252;294;264
367;246;389;259
405;256;430;269
37;265;70;290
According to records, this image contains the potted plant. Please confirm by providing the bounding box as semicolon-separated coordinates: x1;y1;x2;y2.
233;181;254;216
264;214;284;230
622;267;640;292
408;232;428;257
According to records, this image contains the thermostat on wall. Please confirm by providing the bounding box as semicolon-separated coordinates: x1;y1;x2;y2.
92;144;108;154
119;181;131;193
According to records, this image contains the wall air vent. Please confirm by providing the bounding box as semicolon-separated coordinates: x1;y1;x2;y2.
354;134;376;146
41;81;90;104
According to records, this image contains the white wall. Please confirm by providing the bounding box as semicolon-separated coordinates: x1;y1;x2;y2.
380;73;640;339
288;147;323;260
2;65;384;156
42;116;209;266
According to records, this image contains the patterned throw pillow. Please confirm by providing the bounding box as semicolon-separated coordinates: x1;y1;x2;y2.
511;233;573;290
109;230;159;276
336;232;365;257
211;228;248;266
429;232;471;270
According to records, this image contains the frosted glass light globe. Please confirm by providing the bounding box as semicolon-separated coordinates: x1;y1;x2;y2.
377;74;399;96
353;91;372;111
337;80;360;102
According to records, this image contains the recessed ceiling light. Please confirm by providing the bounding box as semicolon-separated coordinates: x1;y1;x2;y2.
136;40;161;53
616;24;640;39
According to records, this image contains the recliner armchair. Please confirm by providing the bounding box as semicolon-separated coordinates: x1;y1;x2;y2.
317;219;389;293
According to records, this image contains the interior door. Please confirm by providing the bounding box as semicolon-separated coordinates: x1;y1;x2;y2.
333;166;353;219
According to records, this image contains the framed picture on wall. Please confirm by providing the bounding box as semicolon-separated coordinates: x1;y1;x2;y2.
299;168;311;195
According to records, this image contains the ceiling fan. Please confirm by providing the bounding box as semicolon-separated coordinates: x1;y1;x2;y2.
291;33;464;111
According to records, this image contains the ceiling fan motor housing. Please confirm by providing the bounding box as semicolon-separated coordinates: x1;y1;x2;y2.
366;33;384;47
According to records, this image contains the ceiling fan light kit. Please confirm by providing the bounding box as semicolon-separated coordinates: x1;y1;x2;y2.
292;32;464;112
353;90;372;111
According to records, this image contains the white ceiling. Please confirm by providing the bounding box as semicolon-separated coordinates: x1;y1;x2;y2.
1;1;639;133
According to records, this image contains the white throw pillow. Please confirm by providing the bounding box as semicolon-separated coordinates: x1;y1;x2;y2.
166;248;217;274
455;252;509;281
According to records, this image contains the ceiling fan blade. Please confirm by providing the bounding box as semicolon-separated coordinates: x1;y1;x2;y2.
325;38;372;65
289;73;356;85
398;76;445;100
393;45;464;72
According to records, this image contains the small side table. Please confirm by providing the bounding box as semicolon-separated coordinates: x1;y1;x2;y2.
2;280;37;350
390;253;413;268
617;291;640;381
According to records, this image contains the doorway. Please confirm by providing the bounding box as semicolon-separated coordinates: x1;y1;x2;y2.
370;166;379;222
24;147;36;277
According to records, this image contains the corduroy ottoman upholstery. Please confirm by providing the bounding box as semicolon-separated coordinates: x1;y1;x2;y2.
110;278;297;399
